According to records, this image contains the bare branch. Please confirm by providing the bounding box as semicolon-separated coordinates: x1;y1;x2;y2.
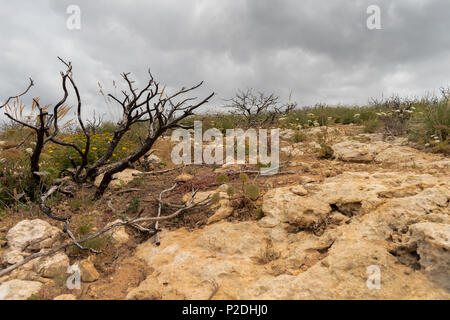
0;78;34;109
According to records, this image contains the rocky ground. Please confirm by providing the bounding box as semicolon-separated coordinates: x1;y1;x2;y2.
0;124;449;300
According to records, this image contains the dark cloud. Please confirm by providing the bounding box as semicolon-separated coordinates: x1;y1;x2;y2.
0;0;449;121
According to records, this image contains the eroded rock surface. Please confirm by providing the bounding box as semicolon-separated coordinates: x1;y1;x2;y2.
94;168;142;188
408;223;450;290
127;171;450;299
0;279;42;300
332;140;390;162
332;139;445;168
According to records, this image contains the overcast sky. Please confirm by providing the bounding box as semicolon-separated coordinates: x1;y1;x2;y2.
0;0;449;121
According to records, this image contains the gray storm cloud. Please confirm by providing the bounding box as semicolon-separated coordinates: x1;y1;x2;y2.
0;0;449;121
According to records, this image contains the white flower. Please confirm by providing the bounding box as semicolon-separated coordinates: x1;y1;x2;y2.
25;148;33;154
353;114;360;118
313;121;320;127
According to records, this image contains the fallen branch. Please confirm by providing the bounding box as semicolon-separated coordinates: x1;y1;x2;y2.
208;280;220;300
115;188;143;195
0;188;210;278
133;165;185;176
155;183;178;245
227;169;296;176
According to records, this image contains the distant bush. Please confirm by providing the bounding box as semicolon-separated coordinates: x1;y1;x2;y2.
408;88;449;153
316;128;334;159
422;90;449;143
372;95;416;136
292;130;307;143
363;118;380;133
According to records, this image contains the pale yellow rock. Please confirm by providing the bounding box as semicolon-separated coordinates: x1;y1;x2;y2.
408;222;450;290
289;185;308;196
281;146;304;157
374;146;428;166
78;259;100;282
105;219;130;246
3;219;63;265
94;168;142;188
145;154;162;164
262;186;331;229
332;140;390;162
54;294;77;300
127;171;450;300
175;173;194;182
34;252;70;278
0;280;43;300
183;190;234;225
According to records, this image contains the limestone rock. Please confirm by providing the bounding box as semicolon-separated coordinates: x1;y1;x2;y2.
309;141;321;150
332;140;390;162
78;259;100;282
105;219;130;246
279;129;296;140
175;173;194;182
289;185;308;196
0;280;43;300
3;219;63;264
408;223;450;290
207;192;234;225
329;212;350;225
281;146;304;157
183;190;234;225
261;186;331;229
145;153;162;165
126;171;449;300
34;252;70;278
3;250;26;265
374;146;427;166
54;294;77;300
94;168;142;188
430;160;450;169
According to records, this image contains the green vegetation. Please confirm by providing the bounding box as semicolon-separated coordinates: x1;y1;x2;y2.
126;197;141;214
1;89;448;211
